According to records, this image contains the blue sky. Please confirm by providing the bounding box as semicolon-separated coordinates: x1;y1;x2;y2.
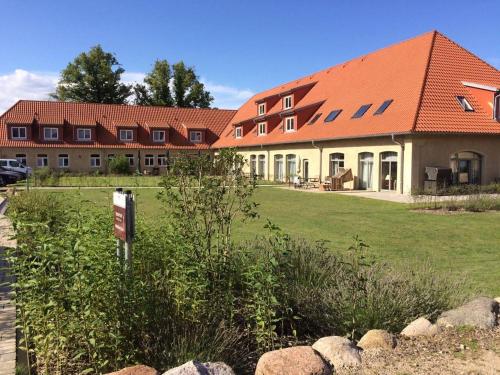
1;0;499;112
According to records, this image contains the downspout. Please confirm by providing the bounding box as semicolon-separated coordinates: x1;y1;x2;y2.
391;134;405;194
311;140;323;182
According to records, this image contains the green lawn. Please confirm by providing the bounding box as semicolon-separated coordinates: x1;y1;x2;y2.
46;186;500;295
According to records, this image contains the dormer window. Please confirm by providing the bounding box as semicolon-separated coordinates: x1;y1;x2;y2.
190;130;202;143
235;126;243;139
77;128;91;141
285;117;295;132
258;103;266;116
119;129;134;142
44;127;59;141
11;126;27;140
152;130;166;143
456;96;474;112
495;94;500;121
258;122;266;136
283;95;293;110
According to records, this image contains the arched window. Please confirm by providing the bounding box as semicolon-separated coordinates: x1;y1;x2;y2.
286;154;297;179
329;153;345;176
358;152;374;190
450;151;481;184
258;155;266;179
274;155;284;182
249;155;257;176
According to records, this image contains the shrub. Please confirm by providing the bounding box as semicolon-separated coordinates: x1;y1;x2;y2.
109;155;131;175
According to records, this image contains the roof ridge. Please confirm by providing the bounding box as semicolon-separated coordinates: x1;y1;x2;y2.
411;31;438;132
251;30;438;99
14;99;236;113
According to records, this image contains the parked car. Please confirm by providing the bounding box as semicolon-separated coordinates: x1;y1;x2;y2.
0;159;32;179
0;166;22;186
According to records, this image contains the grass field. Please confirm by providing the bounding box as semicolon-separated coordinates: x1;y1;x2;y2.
37;186;500;295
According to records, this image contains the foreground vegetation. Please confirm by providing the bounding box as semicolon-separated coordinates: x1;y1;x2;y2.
5;152;475;374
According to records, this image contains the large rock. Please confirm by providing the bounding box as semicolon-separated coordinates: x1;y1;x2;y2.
255;346;331;375
357;329;396;350
312;336;361;369
107;365;159;375
437;297;499;329
163;361;235;375
401;317;439;337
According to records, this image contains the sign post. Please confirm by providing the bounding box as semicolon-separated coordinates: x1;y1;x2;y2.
113;188;135;268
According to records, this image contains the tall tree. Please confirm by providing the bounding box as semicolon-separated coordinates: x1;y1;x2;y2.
134;60;213;108
52;45;131;103
133;60;173;106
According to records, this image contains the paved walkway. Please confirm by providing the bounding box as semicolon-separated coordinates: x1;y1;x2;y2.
0;198;16;375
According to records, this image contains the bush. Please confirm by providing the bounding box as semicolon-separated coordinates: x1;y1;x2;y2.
109;155;132;175
411;194;500;212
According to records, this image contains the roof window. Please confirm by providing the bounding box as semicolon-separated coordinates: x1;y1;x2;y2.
308;113;322;125
325;110;342;122
374;99;393;115
456;96;474;112
352;104;372;119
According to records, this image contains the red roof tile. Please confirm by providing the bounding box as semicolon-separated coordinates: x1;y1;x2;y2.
0;101;236;149
214;31;500;149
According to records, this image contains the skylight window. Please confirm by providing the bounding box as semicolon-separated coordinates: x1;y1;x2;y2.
352;104;372;119
374;99;393;115
308;113;322;125
325;110;342;122
456;96;474;112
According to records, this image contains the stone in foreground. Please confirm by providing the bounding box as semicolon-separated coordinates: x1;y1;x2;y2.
437;297;499;329
357;329;396;350
107;365;159;375
312;336;361;369
255;346;331;375
401;317;439;337
163;361;235;375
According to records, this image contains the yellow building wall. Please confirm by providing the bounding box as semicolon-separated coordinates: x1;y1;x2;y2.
235;136;414;194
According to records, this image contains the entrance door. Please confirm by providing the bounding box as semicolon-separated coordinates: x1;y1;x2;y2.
380;152;398;191
303;159;309;180
358;152;374;190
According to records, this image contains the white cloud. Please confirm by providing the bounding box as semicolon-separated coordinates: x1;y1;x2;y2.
0;69;253;114
0;69;58;113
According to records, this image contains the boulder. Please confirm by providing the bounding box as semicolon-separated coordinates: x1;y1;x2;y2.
357;329;396;350
312;336;361;369
401;317;439;337
163;361;235;375
437;297;499;329
107;365;159;375
255;346;331;375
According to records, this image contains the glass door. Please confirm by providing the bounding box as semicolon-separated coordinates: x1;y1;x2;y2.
358;152;374;190
274;155;284;182
380;152;398;191
303;159;309;180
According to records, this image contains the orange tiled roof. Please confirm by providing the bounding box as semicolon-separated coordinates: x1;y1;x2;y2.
0;101;236;149
213;31;500;149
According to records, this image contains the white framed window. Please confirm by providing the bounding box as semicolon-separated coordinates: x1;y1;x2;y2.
283;95;293;110
119;129;134;142
258;103;266;116
37;154;48;167
158;155;168;167
285;117;295;132
58;154;69;168
77;128;92;141
90;154;101;168
125;154;134;166
152;130;166;142
11;126;27;140
108;154;115;161
16;154;27;165
235;126;243;139
190;130;202;143
43;127;59;141
456;96;474;112
145;154;154;166
258;122;266;136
